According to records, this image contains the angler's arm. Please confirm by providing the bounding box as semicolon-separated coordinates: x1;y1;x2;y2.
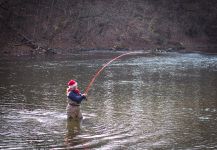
68;92;85;103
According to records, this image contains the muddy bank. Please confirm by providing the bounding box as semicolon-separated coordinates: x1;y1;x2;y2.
0;0;217;56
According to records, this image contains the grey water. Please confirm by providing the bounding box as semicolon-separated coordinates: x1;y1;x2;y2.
0;51;217;149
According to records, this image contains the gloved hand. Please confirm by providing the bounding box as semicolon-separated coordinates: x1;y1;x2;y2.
82;94;87;100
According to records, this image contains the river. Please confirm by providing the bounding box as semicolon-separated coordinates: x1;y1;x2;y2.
1;51;217;149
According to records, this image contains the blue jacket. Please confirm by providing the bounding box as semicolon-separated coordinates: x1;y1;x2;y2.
67;91;86;104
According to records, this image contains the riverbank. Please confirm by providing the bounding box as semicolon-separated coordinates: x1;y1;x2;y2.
1;45;217;57
1;0;217;56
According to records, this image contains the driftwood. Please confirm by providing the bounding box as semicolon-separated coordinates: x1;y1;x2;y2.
16;31;46;51
1;20;56;54
11;25;52;53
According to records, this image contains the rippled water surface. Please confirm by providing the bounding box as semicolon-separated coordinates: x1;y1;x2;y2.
1;51;217;149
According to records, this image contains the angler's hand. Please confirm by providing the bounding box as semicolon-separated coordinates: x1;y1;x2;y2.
82;94;87;100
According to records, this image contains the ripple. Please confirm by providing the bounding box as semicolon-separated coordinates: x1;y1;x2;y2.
1;52;217;149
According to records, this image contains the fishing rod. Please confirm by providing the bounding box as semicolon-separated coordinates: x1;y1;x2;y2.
84;51;143;95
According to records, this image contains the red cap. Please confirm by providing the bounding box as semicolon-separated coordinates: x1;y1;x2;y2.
68;80;77;86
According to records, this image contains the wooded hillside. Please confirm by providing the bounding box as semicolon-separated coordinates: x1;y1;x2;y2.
1;0;217;55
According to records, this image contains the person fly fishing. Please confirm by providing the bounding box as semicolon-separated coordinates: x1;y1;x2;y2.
66;80;87;119
65;52;142;120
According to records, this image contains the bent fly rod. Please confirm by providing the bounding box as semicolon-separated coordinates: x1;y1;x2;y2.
84;51;143;95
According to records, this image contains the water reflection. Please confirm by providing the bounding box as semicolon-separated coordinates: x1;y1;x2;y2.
64;119;82;147
1;52;217;149
103;68;115;123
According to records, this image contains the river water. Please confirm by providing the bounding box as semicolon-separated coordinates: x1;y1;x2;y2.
0;51;217;149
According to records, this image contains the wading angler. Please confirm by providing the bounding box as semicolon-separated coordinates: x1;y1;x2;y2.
66;80;87;119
